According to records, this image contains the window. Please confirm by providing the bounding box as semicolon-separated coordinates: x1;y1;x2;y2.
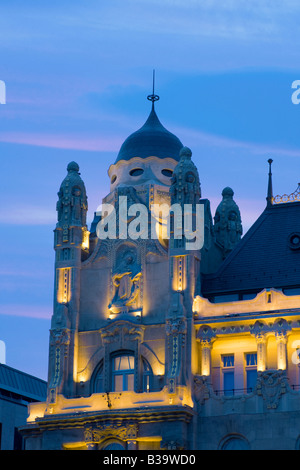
102;441;125;450
222;355;234;396
142;358;152;392
129;168;144;177
112;354;135;392
93;362;104;393
245;353;257;393
161;169;173;178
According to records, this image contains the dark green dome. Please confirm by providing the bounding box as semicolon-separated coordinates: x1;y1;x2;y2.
115;107;183;163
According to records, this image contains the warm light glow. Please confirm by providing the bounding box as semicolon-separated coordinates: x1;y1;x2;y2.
201;345;211;376
172;256;186;292
27;385;194;423
155;221;168;248
57;267;71;303
82;227;90;250
277;339;287;370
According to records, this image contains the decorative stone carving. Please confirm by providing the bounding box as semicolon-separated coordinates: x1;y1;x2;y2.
56;161;88;229
109;246;142;315
196;326;216;377
170;147;201;207
84;422;138;445
214;187;242;256
194;375;211;404
161;440;185;450
256;370;288;409
166;316;187;393
49;328;70;347
197;325;216;344
166;316;187;337
101;322;144;347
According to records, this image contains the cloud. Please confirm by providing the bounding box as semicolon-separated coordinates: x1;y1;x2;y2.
0;204;56;226
172;124;300;159
0;132;122;152
0;304;52;320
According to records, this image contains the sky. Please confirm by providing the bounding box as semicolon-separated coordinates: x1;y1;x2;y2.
1;0;300;381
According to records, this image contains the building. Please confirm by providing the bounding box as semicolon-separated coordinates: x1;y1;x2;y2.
21;91;300;450
0;364;47;450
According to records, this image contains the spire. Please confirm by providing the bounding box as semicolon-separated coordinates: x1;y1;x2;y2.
147;69;159;110
267;158;273;207
56;161;88;229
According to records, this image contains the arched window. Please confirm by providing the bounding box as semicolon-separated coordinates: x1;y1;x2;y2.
102;441;125;450
220;435;250;450
92;353;154;394
112;354;135;392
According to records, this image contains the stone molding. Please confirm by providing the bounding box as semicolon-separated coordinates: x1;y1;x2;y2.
84;422;138;445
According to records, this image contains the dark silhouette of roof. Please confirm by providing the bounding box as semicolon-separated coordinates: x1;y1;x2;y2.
115;106;183;163
0;363;47;402
202;201;300;296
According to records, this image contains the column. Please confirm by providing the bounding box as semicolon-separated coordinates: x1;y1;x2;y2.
200;340;212;377
276;333;287;371
255;334;267;372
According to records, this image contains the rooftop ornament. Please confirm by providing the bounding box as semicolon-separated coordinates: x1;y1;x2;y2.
266;159;300;205
273;183;300;204
147;69;160;108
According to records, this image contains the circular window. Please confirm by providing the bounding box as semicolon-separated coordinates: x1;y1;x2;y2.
129;168;144;177
162;169;173;177
111;175;117;184
288;232;300;250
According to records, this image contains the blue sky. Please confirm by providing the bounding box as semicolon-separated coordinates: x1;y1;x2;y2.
1;0;300;380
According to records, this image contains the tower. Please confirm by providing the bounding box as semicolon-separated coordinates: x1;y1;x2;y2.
49;161;88;403
166;146;202;397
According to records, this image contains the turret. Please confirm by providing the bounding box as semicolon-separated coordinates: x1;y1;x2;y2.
166;146;202;393
47;162;88;404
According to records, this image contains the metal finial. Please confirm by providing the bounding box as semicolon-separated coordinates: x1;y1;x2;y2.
147;69;160;107
267;158;273;206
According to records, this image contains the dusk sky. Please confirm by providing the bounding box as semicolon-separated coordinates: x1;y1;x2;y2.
1;0;300;381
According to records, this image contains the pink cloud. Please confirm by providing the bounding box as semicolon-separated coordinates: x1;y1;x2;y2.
0;303;52;320
0;132;122;152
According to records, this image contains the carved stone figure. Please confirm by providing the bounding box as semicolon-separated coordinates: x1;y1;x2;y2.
214;187;242;255
170;146;201;207
56;161;88;228
108;247;142;314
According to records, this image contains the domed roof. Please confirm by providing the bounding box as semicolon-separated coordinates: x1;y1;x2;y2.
115;106;183;164
58;161;87;199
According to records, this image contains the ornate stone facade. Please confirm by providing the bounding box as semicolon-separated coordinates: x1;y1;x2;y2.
20;96;300;451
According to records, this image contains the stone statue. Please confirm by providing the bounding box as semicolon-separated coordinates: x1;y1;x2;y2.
108;248;142;314
214;187;242;255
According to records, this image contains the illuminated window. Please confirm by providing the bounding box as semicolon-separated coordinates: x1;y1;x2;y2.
112;354;135;392
222;355;234;368
222;355;234;396
245;353;257;393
